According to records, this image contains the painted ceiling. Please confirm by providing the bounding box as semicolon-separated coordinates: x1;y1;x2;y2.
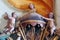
8;0;54;17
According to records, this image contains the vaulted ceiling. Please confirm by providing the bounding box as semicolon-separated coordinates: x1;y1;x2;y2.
8;0;54;17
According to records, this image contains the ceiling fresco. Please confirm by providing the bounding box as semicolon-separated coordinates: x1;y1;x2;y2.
8;0;54;17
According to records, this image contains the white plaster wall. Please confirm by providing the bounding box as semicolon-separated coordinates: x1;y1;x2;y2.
55;0;60;28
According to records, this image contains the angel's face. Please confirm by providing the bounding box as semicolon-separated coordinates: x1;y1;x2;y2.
29;3;34;9
13;13;16;18
49;12;54;18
